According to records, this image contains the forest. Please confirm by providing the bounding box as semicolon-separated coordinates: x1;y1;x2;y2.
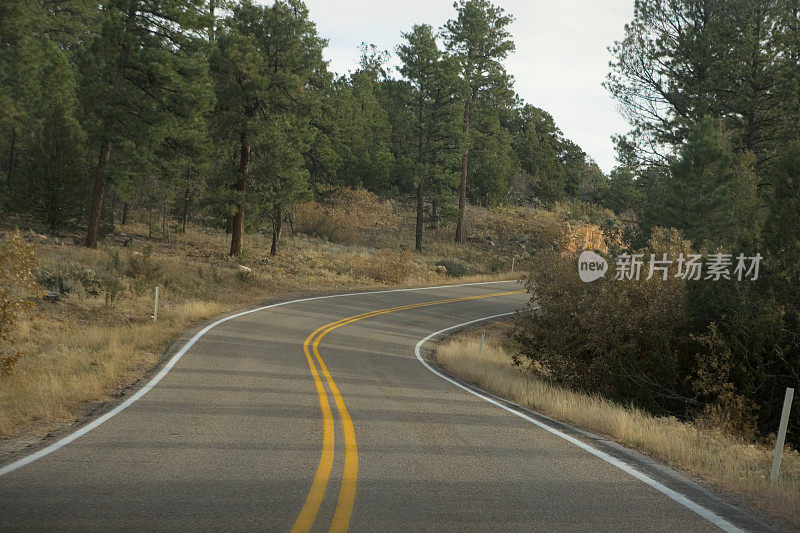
0;0;608;255
1;0;799;453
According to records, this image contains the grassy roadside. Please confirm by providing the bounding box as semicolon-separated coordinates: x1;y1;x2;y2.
436;323;800;528
0;220;517;455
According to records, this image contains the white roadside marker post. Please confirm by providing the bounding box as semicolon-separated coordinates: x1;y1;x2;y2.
479;330;486;356
770;387;795;482
511;257;515;274
153;286;160;322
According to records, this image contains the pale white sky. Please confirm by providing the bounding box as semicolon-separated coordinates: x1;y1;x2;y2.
303;0;634;173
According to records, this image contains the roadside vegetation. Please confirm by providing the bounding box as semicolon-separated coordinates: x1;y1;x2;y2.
438;326;800;527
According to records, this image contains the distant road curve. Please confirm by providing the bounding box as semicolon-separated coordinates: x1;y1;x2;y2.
0;281;768;532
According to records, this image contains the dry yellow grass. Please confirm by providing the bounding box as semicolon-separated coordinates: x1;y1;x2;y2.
437;330;800;527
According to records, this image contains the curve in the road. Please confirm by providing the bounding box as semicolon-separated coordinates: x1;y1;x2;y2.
0;280;768;532
292;289;525;533
0;280;518;480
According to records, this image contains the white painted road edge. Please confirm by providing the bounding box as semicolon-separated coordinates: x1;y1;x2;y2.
0;279;518;478
414;312;745;533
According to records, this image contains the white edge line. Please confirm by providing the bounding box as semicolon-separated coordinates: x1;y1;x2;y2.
0;279;519;478
413;313;745;533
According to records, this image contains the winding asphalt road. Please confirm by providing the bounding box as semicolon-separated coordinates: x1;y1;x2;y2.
0;281;769;531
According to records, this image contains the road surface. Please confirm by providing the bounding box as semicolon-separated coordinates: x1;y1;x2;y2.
0;281;767;531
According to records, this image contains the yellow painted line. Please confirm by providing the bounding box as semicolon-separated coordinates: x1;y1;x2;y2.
290;328;336;533
292;289;525;533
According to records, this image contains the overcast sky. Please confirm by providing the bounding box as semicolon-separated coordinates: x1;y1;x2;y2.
302;0;634;173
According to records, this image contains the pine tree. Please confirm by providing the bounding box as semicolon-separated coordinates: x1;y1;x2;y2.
444;0;514;244
509;105;565;205
79;0;212;247
210;0;327;256
26;41;88;232
397;24;463;252
0;0;95;225
326;72;394;193
659;117;762;248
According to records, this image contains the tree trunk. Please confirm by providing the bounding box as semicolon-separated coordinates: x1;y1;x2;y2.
208;0;216;41
454;97;471;244
86;140;112;247
416;100;425;253
85;0;138;248
230;129;250;256
121;202;129;225
431;197;438;229
415;182;424;253
182;186;189;233
270;206;282;256
5;130;15;190
182;165;191;233
161;191;167;237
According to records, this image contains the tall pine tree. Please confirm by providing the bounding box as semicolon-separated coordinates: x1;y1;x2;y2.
444;0;514;244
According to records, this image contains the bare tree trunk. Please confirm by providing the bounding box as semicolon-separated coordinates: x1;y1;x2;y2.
86;0;138;248
454;97;471;245
415;182;424;253
230;130;250;256
270;206;282;256
121;202;129;225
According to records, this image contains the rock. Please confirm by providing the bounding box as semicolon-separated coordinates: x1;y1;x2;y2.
237;265;252;273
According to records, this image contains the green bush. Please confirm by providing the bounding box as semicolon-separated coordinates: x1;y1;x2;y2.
37;261;103;296
99;271;125;308
513;230;695;414
435;259;468;277
513;228;771;440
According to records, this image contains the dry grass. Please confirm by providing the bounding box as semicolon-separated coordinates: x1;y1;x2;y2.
437;328;800;527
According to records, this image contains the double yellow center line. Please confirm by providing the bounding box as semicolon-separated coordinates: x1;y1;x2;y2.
290;289;524;533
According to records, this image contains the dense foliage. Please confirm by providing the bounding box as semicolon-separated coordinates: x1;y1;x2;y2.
0;0;601;255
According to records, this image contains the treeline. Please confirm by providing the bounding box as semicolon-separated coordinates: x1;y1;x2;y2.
0;0;607;255
518;0;800;445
